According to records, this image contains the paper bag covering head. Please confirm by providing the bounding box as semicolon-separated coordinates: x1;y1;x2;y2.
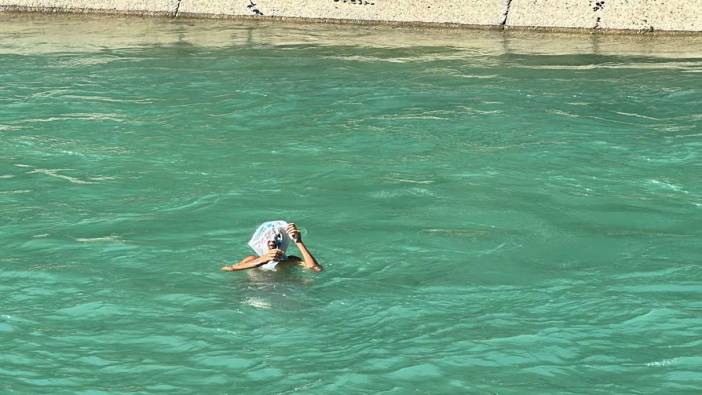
247;220;291;261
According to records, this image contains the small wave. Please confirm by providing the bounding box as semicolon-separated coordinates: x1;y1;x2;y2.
642;151;697;164
547;109;581;118
647;179;688;194
12;113;125;124
388;178;434;185
423;228;490;237
516;62;702;71
75;235;123;243
30;89;70;99
60;95;154;104
614;111;659;120
458;106;502;115
28;263;72;271
370;187;437;199
27;168;94;185
52;56;120;68
477;242;507;256
159;194;221;213
646;358;677;367
242;297;271;309
456;74;499;79
324;53;468;63
369;114;445;120
0;189;31;194
654;125;697;133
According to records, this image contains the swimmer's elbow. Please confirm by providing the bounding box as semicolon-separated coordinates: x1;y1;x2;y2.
295;257;322;272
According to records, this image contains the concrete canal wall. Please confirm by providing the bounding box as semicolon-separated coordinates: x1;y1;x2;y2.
1;0;701;33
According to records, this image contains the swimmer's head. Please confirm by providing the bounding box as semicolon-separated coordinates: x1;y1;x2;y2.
248;220;290;256
267;233;284;251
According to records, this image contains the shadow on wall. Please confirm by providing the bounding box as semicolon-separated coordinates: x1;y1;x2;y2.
247;0;263;16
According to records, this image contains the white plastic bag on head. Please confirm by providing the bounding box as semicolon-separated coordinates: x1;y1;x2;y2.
247;220;290;257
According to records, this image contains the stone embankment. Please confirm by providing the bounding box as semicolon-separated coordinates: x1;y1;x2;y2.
1;0;701;33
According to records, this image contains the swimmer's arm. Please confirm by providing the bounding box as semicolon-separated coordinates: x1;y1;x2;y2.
287;223;323;272
221;256;267;272
294;241;323;272
222;249;284;272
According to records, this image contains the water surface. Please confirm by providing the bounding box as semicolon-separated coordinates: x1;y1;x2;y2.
1;14;701;394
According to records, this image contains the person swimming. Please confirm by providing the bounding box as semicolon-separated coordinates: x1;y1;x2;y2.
221;221;323;273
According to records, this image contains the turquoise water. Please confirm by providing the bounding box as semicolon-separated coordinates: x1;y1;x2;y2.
2;15;702;394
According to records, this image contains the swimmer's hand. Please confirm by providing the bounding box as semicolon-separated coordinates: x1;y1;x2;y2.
287;223;301;243
264;248;284;262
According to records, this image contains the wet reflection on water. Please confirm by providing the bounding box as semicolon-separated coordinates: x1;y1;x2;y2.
2;13;702;59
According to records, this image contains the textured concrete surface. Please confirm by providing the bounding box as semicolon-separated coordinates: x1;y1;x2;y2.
177;0;507;26
507;0;702;32
1;0;701;32
0;0;177;14
642;0;702;32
